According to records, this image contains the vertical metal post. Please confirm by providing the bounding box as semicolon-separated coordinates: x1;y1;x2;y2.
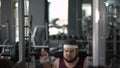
76;0;82;35
17;0;26;68
93;0;99;66
0;0;1;25
68;0;77;35
93;0;106;67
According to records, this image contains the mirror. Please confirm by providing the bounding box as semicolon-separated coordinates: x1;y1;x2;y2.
48;0;92;41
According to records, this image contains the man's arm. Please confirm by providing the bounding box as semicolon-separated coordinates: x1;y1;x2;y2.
40;51;52;68
83;57;92;68
52;58;59;68
42;58;59;68
40;51;60;68
42;62;52;68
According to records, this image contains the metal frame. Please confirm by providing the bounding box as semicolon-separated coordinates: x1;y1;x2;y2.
92;0;106;67
16;0;26;68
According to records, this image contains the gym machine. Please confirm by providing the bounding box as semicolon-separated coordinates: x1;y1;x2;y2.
1;0;120;68
105;0;120;68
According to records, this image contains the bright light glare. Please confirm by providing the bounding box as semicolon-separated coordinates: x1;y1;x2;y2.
48;0;68;22
48;0;68;35
95;9;99;23
105;2;109;6
0;0;1;7
49;27;59;35
15;2;18;7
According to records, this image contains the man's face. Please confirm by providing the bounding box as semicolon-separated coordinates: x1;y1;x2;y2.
63;48;78;63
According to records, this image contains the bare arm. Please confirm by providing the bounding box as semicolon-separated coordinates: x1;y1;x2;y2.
42;58;59;68
52;58;59;68
42;62;52;68
83;58;92;68
40;51;60;68
40;51;52;68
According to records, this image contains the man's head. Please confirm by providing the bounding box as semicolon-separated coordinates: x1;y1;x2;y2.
63;39;79;63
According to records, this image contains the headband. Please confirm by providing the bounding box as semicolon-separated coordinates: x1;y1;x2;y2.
63;44;78;48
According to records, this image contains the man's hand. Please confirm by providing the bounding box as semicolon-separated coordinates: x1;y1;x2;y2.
40;51;49;63
40;51;52;68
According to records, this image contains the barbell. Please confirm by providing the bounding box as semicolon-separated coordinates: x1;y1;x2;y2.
0;40;90;63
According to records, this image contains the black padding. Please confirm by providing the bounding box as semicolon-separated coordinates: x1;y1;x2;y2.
51;51;88;59
10;42;19;63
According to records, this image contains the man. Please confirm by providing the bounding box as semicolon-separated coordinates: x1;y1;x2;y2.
40;39;90;68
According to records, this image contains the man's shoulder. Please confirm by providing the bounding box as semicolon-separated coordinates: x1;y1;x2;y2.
52;58;60;68
54;58;60;64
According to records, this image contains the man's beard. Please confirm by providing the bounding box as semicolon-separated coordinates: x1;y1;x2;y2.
63;54;78;63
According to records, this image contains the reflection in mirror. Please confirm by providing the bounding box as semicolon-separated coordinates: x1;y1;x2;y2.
48;0;92;41
82;3;92;40
48;0;68;35
105;1;120;67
